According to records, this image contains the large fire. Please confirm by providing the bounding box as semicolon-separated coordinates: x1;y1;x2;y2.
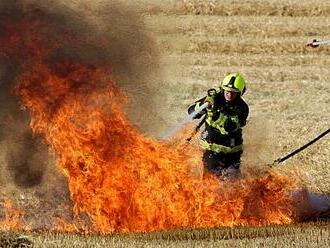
0;5;306;233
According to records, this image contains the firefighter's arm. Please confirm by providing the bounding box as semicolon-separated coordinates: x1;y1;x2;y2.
224;117;239;132
224;103;249;132
238;102;249;127
204;88;217;106
187;89;217;119
234;102;249;129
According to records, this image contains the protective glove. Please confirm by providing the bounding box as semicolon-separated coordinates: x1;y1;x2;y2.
204;88;217;108
204;96;214;108
224;118;238;132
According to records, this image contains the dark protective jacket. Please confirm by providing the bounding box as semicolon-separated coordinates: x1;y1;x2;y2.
188;91;249;154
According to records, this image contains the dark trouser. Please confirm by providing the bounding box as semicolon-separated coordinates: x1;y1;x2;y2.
202;150;242;177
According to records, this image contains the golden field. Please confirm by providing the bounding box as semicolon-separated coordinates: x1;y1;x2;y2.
0;0;329;247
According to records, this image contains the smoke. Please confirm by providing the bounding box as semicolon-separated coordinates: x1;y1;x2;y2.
242;116;279;169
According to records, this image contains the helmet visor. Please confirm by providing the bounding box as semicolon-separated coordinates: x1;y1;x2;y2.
222;85;240;93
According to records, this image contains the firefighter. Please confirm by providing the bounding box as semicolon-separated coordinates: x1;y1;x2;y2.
188;72;249;178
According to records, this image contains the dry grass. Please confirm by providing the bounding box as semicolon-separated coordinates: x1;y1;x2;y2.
1;221;329;247
140;0;330;17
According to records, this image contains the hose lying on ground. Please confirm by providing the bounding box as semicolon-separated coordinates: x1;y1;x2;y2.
272;128;330;165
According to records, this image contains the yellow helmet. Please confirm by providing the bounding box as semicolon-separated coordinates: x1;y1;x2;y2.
221;73;246;95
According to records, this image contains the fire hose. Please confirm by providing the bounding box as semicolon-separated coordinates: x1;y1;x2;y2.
186;115;206;142
272;128;330;166
188;102;210;120
159;102;210;140
307;39;330;48
186;111;330;166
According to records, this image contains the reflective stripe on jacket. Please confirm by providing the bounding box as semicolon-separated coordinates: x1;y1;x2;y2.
205;109;240;135
200;139;243;154
188;91;249;154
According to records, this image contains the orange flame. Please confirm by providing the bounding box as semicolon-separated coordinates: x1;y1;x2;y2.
0;199;31;232
0;11;302;233
14;61;299;233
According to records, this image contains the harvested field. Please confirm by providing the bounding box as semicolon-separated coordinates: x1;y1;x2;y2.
0;0;329;247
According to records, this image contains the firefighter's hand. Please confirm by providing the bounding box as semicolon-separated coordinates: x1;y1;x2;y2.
204;97;213;108
204;88;217;108
204;96;214;108
224;118;238;132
